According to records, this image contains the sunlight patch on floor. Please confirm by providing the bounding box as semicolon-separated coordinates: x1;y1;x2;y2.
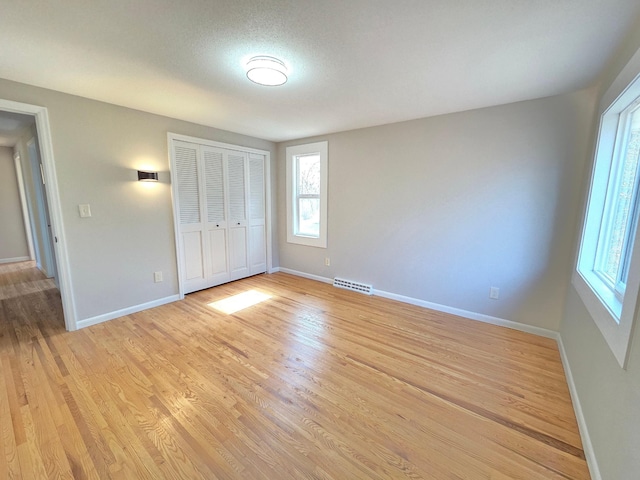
208;290;272;314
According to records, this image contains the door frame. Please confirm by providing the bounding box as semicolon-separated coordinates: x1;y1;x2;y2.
167;132;273;299
1;98;76;331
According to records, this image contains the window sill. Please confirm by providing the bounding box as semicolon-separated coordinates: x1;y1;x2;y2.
286;234;327;248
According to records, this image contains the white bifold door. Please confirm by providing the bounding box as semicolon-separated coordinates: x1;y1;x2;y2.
171;139;267;294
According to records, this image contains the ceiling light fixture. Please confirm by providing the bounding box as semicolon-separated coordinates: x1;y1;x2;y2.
246;56;288;86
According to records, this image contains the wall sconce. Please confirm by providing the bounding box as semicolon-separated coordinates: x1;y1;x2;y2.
137;170;158;182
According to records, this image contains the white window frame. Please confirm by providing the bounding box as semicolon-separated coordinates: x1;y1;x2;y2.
573;49;640;369
286;141;328;248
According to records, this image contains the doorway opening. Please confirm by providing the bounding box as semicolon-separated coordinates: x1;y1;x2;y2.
0;99;75;330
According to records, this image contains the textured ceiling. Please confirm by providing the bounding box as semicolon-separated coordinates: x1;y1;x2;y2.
1;1;639;142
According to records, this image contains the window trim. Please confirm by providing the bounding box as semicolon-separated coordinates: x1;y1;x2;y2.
286;141;328;248
573;49;640;369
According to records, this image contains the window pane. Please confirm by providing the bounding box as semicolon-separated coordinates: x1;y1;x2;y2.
297;155;320;195
600;107;640;282
297;198;319;237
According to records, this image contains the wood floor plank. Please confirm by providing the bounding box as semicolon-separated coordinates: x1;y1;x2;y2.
18;405;49;479
0;261;590;479
0;357;20;479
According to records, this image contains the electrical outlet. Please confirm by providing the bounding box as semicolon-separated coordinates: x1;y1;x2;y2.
325;257;330;266
154;271;163;283
490;287;499;300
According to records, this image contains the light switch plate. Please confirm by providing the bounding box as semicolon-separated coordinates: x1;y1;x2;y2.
78;204;92;218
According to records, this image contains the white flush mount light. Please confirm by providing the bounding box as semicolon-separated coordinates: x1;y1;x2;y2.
246;56;288;86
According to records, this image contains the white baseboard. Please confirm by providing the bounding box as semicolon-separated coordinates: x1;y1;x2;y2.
0;256;30;265
556;336;601;480
268;266;281;274
76;294;180;330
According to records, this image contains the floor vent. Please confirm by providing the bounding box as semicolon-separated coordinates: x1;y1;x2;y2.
333;277;373;295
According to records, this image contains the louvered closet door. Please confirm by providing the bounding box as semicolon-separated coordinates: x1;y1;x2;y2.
172;137;267;295
173;141;208;293
248;153;267;275
202;146;230;285
227;151;250;280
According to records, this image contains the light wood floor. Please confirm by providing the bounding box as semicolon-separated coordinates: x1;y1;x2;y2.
0;261;590;479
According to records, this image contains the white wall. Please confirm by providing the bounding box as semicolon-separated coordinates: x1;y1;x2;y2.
0;77;277;322
278;90;595;330
0;146;29;261
560;24;640;480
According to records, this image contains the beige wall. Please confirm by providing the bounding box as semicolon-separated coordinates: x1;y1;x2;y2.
278;90;595;330
559;23;640;480
0;77;277;321
0;146;29;261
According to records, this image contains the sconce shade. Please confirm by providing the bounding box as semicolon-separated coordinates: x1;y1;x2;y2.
138;170;158;182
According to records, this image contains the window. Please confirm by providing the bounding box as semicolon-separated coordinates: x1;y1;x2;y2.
286;141;328;248
574;68;640;368
595;102;640;295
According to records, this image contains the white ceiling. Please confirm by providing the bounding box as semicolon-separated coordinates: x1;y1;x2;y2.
1;1;639;142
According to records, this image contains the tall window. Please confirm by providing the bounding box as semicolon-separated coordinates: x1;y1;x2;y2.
574;71;640;368
286;141;328;248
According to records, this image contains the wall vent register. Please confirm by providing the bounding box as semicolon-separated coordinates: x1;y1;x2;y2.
333;277;373;295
